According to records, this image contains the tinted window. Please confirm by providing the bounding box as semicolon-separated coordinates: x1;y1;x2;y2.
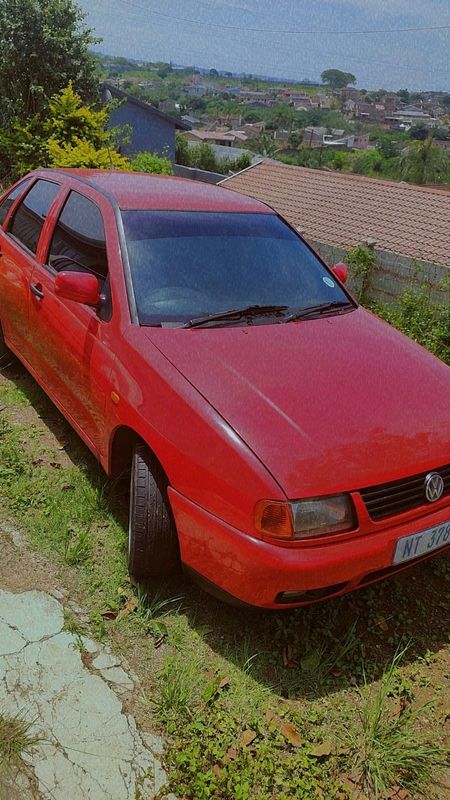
0;179;32;226
8;179;60;254
122;210;350;325
48;191;108;283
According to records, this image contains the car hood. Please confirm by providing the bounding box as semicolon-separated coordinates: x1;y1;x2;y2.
145;308;450;498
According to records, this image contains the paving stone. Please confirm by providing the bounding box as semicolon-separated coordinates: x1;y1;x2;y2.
92;652;120;670
0;590;169;800
80;635;99;654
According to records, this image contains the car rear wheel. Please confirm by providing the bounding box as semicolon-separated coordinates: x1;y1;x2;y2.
0;325;13;368
128;442;180;580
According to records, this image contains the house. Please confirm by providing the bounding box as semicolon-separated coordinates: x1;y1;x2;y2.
273;130;290;146
101;84;189;160
182;129;248;147
316;93;332;109
211;114;242;130
181;114;201;128
303;127;345;147
185;84;208;97
239;122;266;139
221;161;450;275
354;102;386;124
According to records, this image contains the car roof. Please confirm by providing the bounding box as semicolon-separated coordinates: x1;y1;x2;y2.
34;168;274;214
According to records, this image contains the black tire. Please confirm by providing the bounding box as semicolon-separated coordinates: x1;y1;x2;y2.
0;324;13;368
128;442;180;580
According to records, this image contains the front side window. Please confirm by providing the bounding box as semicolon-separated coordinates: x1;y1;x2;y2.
0;179;32;226
122;210;352;326
48;190;108;284
8;179;60;254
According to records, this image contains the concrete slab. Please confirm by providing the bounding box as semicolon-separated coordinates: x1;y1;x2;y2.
0;590;169;800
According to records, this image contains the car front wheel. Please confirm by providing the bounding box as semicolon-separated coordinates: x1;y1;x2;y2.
128;443;180;580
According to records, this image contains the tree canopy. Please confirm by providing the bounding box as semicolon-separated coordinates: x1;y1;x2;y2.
320;69;356;90
0;0;99;124
400;136;450;185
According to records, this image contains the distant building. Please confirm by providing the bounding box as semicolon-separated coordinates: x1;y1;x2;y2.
303;127;368;150
182;129;249;147
273;130;290;146
303;127;345;147
101;84;189;160
181;114;201;128
185;84;208;97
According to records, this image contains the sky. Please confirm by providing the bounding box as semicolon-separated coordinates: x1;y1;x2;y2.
78;0;450;91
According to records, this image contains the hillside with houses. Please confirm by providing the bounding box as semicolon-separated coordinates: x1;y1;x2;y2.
98;55;450;182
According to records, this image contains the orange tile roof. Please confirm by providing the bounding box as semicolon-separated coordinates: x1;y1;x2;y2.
222;161;450;268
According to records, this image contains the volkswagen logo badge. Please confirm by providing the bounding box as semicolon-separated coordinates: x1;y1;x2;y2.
424;472;444;503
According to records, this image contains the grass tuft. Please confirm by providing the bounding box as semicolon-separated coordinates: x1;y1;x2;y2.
0;711;42;767
345;646;446;798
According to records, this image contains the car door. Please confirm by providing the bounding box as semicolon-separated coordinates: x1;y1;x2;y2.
27;186;117;455
0;178;61;360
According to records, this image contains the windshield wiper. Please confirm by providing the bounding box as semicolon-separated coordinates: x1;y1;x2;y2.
284;300;354;323
183;304;289;329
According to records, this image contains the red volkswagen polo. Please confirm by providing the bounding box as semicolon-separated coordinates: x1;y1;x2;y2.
0;169;449;608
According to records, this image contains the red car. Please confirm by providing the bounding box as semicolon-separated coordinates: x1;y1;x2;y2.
0;169;449;608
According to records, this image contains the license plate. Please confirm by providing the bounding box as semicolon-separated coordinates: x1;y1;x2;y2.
393;519;450;565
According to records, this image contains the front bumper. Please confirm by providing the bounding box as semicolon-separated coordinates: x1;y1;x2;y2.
168;488;450;608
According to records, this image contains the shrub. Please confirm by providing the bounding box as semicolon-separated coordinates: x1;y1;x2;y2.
131;152;173;175
346;244;377;304
373;282;450;366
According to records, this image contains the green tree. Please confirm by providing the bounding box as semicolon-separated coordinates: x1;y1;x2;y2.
0;84;128;178
175;132;191;166
0;0;98;124
321;69;356;89
400;136;450;184
45;84;129;168
377;135;399;158
396;89;410;103
409;123;429;141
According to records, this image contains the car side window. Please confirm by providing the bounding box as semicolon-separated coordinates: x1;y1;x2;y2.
8;179;60;254
0;179;32;226
48;191;109;285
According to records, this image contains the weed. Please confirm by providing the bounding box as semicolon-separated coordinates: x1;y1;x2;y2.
346;243;377;304
345;647;446;798
152;655;199;723
372;278;450;366
63;525;91;565
63;610;85;637
130;585;184;640
0;711;43;767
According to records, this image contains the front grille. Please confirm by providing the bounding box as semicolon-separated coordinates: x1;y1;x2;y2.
360;464;450;521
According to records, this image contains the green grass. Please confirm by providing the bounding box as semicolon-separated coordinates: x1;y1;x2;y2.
0;365;449;799
345;647;446;798
0;711;42;767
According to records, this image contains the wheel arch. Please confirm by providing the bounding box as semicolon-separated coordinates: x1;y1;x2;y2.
108;424;168;482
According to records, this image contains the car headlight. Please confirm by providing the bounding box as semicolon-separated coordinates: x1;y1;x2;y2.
254;495;355;540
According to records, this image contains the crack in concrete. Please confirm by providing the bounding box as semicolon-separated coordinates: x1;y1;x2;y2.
0;590;169;800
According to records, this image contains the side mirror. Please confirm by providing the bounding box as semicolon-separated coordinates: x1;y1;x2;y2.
55;271;101;307
332;262;349;284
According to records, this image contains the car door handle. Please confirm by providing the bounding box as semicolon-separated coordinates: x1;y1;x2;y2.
30;283;44;300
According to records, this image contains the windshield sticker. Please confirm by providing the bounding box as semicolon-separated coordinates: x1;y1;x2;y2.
323;277;335;288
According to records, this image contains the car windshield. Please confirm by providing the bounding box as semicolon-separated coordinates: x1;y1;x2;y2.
122;210;352;326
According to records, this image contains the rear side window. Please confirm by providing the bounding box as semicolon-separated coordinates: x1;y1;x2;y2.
0;179;32;226
48;191;108;283
8;179;60;254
